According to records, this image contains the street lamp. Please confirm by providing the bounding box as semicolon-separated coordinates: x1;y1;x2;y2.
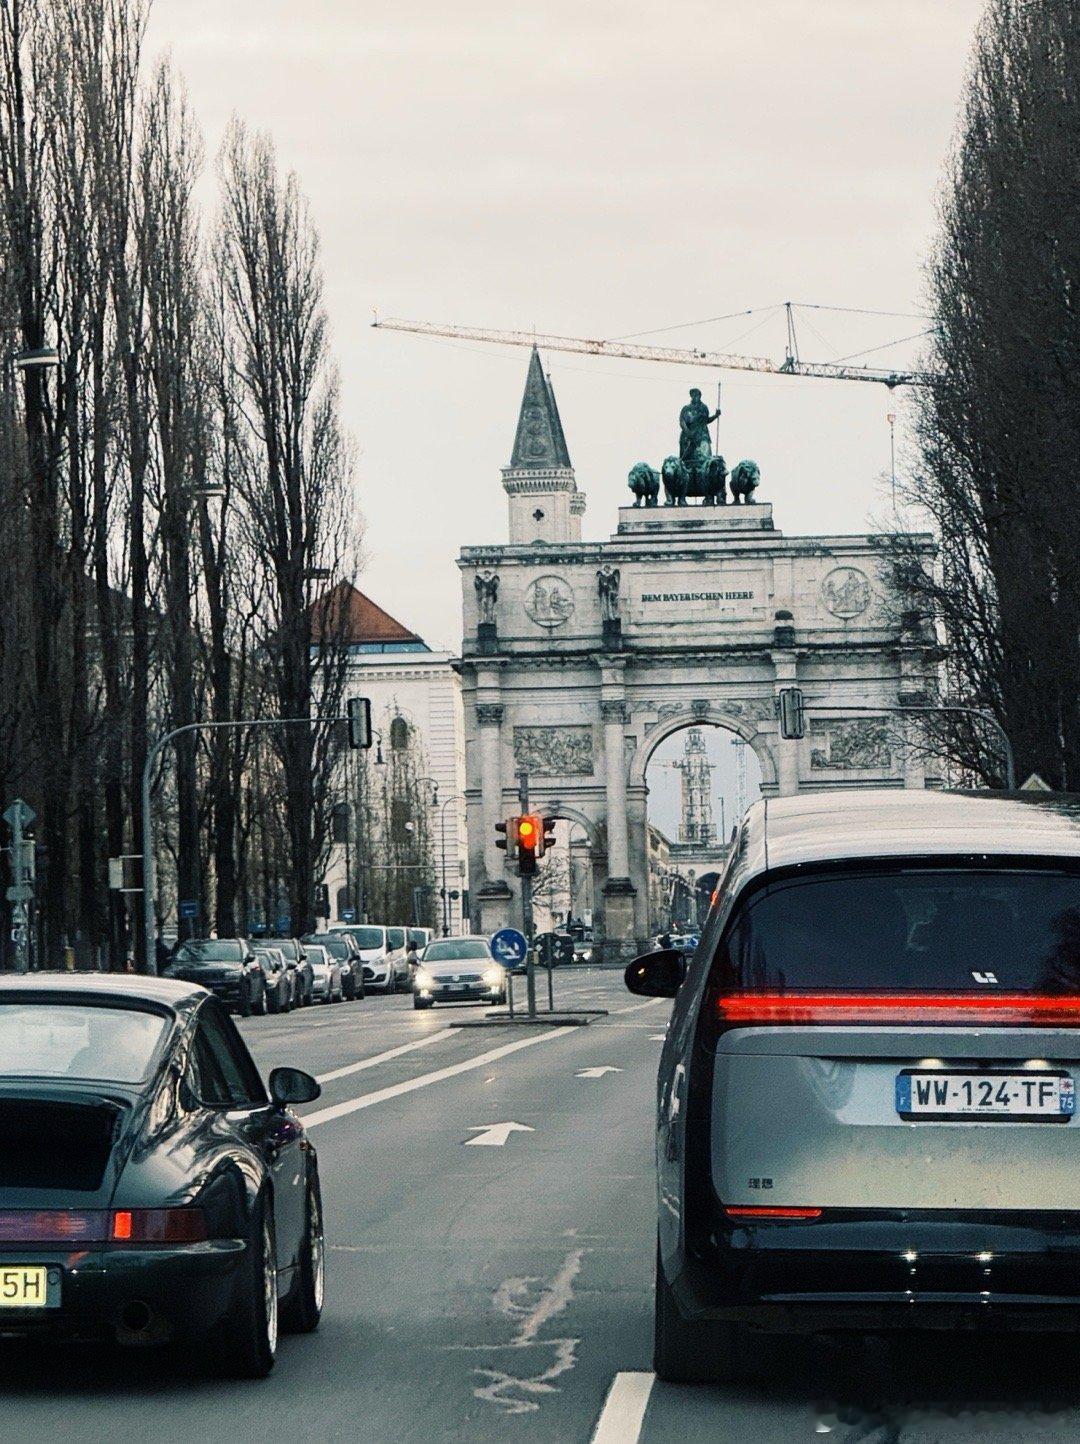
437;793;465;937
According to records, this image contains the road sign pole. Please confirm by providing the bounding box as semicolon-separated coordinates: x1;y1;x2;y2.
4;800;36;975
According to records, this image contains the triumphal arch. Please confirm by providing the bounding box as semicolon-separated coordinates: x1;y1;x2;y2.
458;350;938;960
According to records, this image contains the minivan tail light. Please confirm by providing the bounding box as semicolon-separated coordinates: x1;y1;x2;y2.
717;992;1080;1026
724;1206;822;1221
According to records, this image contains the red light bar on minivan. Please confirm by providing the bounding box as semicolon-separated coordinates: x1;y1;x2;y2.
724;1205;822;1221
717;992;1080;1026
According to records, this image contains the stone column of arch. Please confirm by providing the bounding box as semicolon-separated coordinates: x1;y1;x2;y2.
476;701;506;886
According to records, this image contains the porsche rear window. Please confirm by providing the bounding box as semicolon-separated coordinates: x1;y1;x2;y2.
716;868;1080;993
0;1004;167;1083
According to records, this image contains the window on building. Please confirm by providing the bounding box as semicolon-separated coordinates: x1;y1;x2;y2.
389;715;410;751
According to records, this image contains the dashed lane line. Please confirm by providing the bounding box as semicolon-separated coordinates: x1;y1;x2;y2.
301;1026;570;1129
315;1028;456;1085
591;1372;655;1444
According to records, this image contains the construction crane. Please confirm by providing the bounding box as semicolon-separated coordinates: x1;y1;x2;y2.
372;303;935;389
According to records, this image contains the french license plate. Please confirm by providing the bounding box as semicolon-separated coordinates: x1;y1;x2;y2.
897;1070;1075;1121
0;1266;60;1308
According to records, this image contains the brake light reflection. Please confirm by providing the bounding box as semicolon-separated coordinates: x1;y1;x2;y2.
717;992;1080;1026
724;1206;822;1221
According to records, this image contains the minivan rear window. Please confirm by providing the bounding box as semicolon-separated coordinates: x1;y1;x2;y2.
717;869;1080;993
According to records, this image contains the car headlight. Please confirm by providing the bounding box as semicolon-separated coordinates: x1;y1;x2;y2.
415;969;435;990
483;967;505;987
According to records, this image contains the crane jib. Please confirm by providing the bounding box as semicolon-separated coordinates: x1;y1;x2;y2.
371;316;934;388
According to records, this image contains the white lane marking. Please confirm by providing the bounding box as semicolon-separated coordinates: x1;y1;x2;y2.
301;1026;567;1129
315;1028;455;1084
591;1372;655;1444
465;1121;534;1147
576;1067;623;1079
612;998;668;1016
650;1034;666;1041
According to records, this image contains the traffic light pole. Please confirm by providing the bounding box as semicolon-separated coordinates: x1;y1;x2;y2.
517;770;537;1017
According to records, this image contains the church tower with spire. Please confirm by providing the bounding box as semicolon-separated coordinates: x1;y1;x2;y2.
502;348;586;544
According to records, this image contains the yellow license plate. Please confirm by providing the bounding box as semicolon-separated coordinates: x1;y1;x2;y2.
0;1266;57;1308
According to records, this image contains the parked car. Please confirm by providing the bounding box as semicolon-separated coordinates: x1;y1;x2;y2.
408;927;433;952
330;925;409;993
166;938;267;1017
251;943;293;1013
0;973;324;1374
267;939;314;1007
628;789;1080;1383
412;936;507;1009
306;944;343;1005
303;933;365;1001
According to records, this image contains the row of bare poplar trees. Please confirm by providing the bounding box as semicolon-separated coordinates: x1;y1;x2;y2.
0;0;357;967
894;0;1080;790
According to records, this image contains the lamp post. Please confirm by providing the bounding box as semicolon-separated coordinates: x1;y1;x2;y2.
437;793;465;936
142;715;330;973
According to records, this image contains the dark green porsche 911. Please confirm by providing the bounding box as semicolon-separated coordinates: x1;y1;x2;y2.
0;973;325;1376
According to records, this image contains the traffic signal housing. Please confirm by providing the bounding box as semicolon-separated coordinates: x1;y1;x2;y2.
495;818;512;852
516;813;541;875
777;686;806;740
541;816;557;854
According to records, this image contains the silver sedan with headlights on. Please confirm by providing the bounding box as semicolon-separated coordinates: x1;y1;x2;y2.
412;937;508;1010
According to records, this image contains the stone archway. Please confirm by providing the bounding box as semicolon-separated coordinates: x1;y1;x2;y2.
540;801;604;944
628;706;776;791
627;706;772;946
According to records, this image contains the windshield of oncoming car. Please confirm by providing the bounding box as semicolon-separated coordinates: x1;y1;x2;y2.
716;868;1080;993
174;939;243;964
0;1004;168;1083
422;940;491;962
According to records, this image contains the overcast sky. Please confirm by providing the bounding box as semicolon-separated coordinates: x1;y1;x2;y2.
146;0;983;650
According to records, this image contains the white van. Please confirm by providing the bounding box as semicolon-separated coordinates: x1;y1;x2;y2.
330;924;408;993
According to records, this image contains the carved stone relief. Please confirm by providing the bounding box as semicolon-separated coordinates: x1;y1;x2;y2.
513;726;594;777
821;566;871;619
810;719;892;770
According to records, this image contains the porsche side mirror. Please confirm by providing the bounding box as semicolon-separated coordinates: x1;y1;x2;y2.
624;948;685;998
269;1067;321;1107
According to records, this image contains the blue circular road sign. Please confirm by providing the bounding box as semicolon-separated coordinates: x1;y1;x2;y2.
490;927;528;965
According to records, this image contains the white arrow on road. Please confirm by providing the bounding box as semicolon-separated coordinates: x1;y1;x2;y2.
576;1066;623;1079
465;1122;534;1147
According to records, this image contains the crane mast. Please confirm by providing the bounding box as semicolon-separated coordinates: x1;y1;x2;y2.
372;314;933;389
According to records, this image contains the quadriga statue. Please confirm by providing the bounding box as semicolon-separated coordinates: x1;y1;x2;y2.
729;459;760;504
627;461;660;507
661;456;689;506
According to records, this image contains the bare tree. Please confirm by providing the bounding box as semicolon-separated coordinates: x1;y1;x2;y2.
894;0;1080;788
216;120;358;935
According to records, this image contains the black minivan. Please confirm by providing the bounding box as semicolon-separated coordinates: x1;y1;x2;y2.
628;789;1080;1382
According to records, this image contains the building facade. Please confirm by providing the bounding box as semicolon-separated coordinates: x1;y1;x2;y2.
458;350;938;960
323;586;468;934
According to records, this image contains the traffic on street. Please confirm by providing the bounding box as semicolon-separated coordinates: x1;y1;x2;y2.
4;782;1080;1444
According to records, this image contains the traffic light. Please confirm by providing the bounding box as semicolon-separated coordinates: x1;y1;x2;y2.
346;696;372;750
777;686;806;740
541;816;557;855
495;818;513;852
516;813;541;875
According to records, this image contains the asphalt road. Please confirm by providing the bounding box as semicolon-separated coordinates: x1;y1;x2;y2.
4;967;1080;1443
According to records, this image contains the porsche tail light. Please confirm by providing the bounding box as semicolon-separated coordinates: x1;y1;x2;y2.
724;1206;822;1221
110;1209;207;1243
717;992;1080;1027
